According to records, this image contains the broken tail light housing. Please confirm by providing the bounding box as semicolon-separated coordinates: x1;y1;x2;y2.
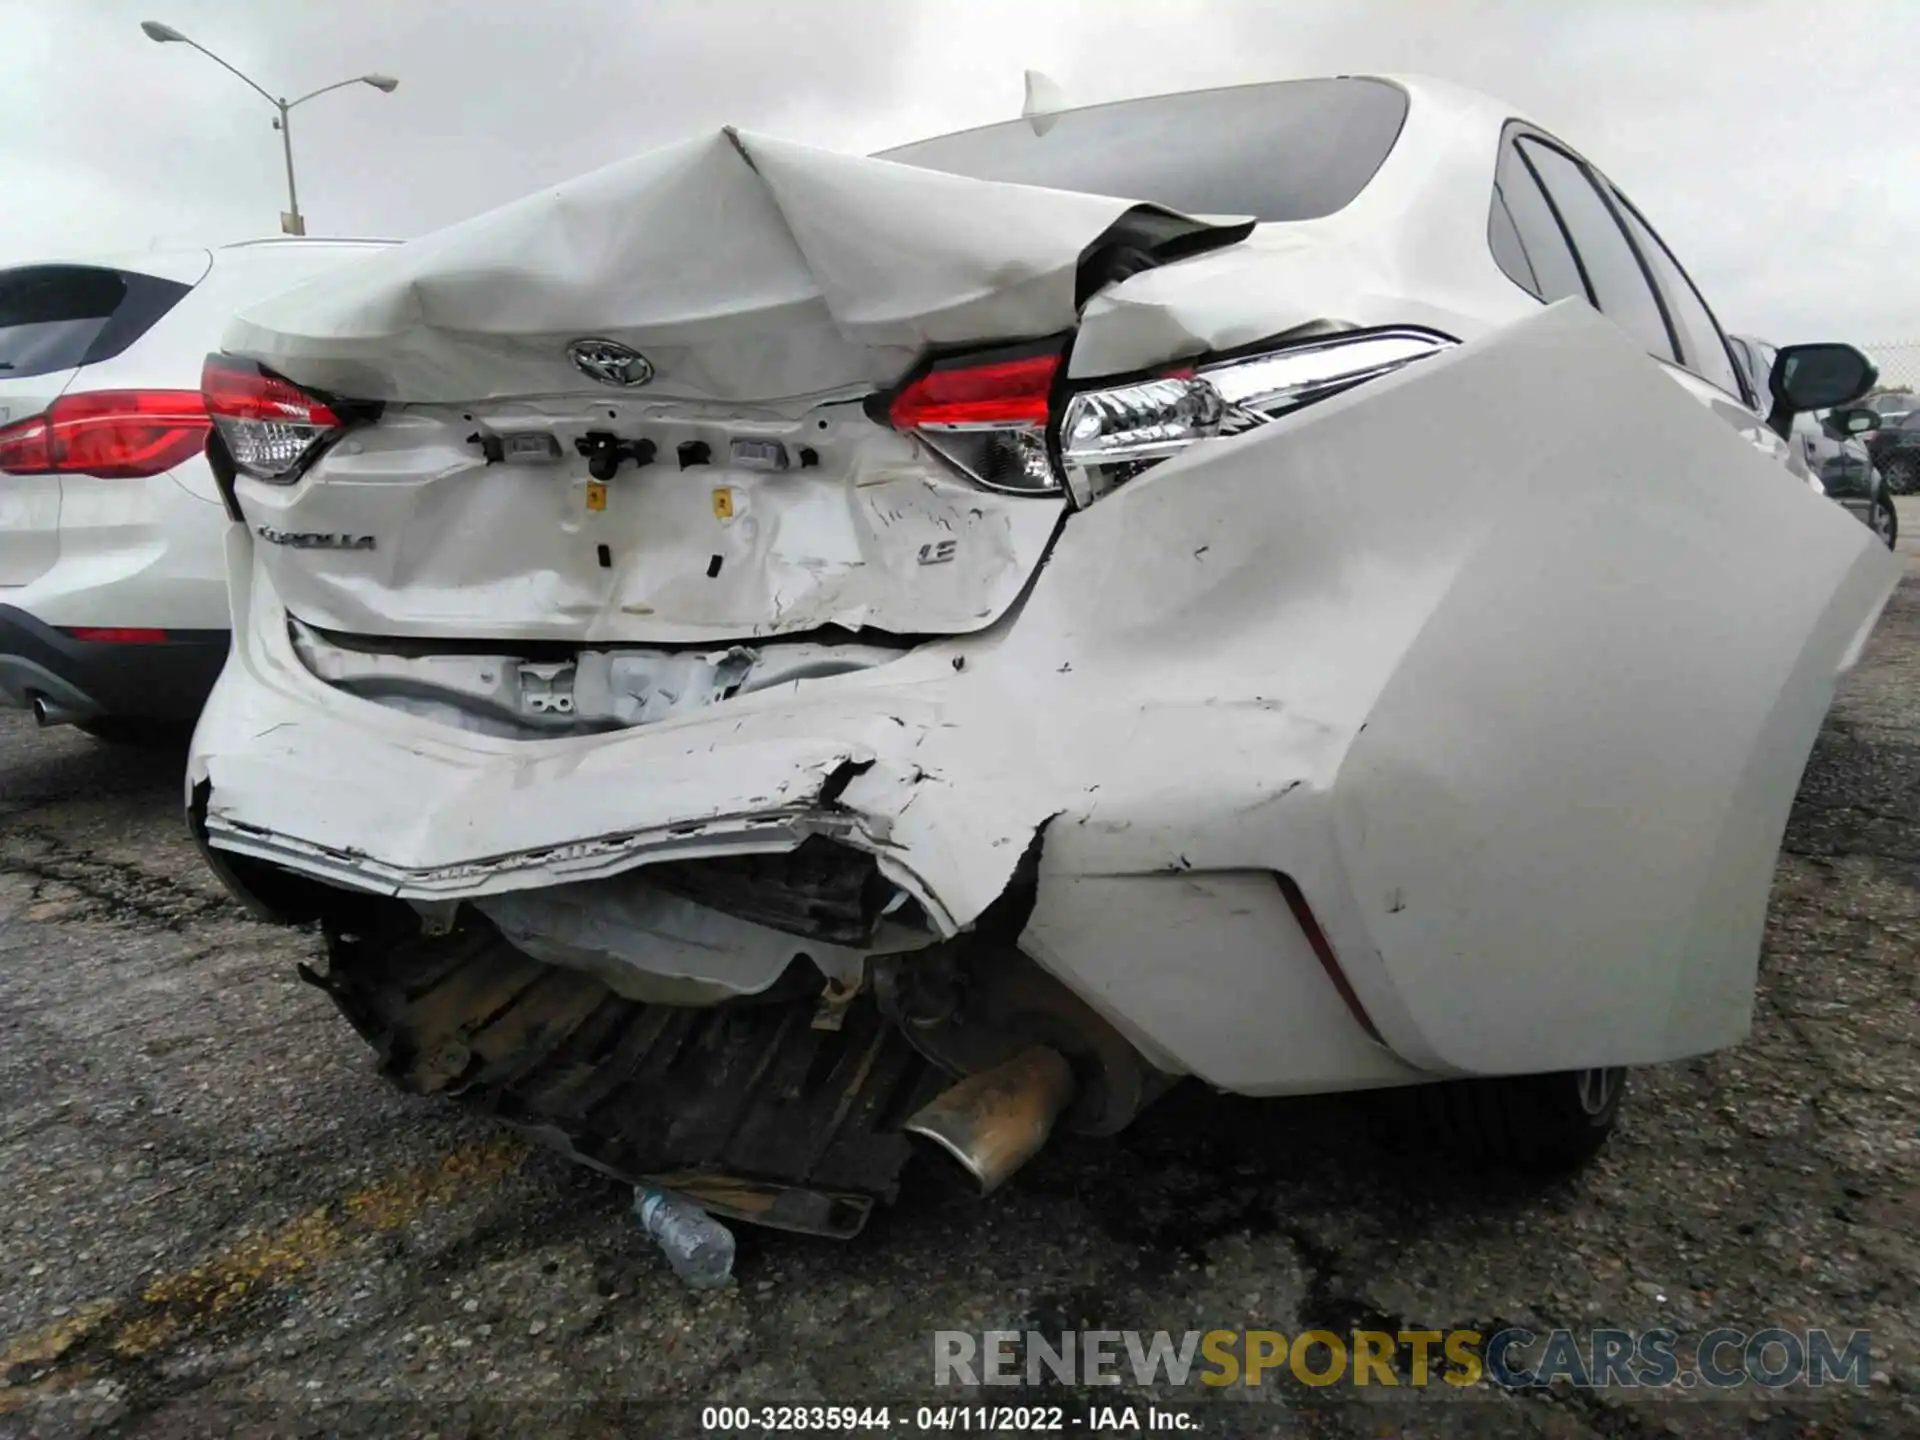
0;391;210;479
877;344;1063;495
1059;328;1457;505
202;355;370;483
881;328;1455;507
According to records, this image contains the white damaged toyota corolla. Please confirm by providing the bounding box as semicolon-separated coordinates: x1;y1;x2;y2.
186;75;1900;1238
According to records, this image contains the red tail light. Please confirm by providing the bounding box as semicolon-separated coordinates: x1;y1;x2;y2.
0;391;210;479
65;627;169;644
882;348;1063;495
887;352;1060;429
202;355;346;482
0;414;48;475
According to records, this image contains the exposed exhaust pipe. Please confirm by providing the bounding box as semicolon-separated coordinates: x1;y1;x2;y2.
30;694;90;728
902;1044;1076;1195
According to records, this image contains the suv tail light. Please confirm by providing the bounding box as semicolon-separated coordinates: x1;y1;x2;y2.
881;328;1455;507
65;627;169;644
202;355;349;482
0;391;209;479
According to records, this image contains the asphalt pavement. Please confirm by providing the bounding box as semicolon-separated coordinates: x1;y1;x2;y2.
2;504;1916;1438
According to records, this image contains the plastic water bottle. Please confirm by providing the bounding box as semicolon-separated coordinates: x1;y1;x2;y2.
633;1185;736;1289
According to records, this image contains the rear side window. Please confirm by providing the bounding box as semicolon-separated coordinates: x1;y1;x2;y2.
1516;139;1678;366
1727;337;1759;397
1489;139;1586;304
0;266;192;382
1607;191;1743;398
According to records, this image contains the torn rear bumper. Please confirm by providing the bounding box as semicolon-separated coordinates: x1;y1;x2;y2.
194;610;1041;937
191;304;1901;1096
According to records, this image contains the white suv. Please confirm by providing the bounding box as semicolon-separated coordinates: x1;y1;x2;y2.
0;238;387;739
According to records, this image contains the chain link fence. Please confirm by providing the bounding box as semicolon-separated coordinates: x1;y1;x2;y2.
1861;344;1920;494
1863;341;1920;406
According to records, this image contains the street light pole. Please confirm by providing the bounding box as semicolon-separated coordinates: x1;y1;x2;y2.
139;21;397;236
277;100;300;235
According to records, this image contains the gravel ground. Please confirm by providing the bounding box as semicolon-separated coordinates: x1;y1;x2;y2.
2;505;1916;1438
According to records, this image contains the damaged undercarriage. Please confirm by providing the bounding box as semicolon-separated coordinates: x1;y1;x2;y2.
249;829;1159;1238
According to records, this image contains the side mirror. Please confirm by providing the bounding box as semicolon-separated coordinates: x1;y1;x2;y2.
1767;343;1878;438
1830;407;1880;436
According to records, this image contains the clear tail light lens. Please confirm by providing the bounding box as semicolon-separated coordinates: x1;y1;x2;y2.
1059;373;1224;493
201;355;347;482
1202;330;1454;416
0;391;210;479
1060;329;1455;505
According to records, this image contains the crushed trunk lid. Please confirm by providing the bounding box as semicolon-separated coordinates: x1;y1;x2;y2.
215;130;1249;645
220;129;1250;406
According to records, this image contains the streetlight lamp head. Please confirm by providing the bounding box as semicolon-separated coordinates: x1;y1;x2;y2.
362;74;399;93
140;20;187;42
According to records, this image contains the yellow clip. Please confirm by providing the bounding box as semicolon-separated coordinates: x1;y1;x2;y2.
712;487;734;520
585;481;607;513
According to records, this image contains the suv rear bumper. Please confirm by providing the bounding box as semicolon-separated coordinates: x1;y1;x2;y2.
0;604;228;723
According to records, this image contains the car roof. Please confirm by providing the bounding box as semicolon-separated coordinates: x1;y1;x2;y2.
216;237;396;254
2;238;395;287
1;248;214;285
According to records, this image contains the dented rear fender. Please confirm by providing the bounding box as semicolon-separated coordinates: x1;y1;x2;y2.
192;302;1900;1090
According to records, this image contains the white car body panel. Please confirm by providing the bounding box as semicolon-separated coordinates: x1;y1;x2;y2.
240;401;1066;643
0;250;214;593
1070;79;1529;375
0;242;387;631
192;299;1900;1089
0;385;69;586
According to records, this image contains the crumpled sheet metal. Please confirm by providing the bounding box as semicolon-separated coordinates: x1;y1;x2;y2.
194;302;1901;1087
220;128;1246;405
474;874;880;1005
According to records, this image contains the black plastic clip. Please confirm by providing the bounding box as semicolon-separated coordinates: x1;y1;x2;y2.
575;432;658;481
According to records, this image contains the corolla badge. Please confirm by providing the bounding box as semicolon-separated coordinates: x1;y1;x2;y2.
257;526;376;551
567;338;654;388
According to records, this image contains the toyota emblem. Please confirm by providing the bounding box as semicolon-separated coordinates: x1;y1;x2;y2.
567;338;655;388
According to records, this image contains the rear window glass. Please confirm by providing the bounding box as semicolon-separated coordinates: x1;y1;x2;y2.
877;78;1409;223
0;266;193;382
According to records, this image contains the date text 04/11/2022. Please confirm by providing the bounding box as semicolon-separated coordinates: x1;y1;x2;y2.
699;1405;1199;1431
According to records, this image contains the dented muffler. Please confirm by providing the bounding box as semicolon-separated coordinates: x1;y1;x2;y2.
902;1045;1077;1194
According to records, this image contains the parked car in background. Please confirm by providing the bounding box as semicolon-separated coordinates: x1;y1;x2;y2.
1866;407;1920;495
1861;390;1911;428
185;75;1896;1239
1730;334;1897;546
0;238;388;740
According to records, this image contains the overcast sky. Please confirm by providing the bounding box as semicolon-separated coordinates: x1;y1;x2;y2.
3;0;1914;346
